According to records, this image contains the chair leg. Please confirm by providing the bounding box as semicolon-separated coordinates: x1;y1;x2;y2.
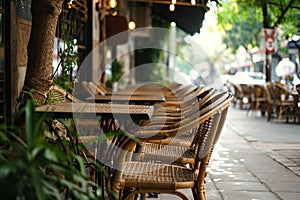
267;104;272;121
141;193;146;200
196;182;206;200
192;187;198;199
239;100;243;109
124;189;189;200
194;172;207;200
278;109;282;123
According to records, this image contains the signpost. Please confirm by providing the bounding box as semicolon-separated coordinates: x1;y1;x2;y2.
263;28;277;82
263;28;276;54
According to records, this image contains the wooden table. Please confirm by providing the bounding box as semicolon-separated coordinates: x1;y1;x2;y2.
102;90;164;96
86;94;165;105
35;102;154;120
36;102;155;195
36;102;155;134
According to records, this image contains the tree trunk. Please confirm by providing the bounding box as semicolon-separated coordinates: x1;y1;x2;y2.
22;0;63;106
261;0;272;82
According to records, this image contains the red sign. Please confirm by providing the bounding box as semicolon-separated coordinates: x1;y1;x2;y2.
263;28;276;54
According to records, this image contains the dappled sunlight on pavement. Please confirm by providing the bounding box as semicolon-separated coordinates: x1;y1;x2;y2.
149;106;300;199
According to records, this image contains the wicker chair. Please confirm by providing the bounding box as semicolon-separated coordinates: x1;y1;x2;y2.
48;85;103;185
48;85;82;103
240;84;252;110
230;83;243;109
81;81;96;97
46;85;82;136
248;84;268;116
107;91;233;200
266;82;295;123
136;87;216;149
88;81;107;96
138;90;228;167
88;81;195;100
151;87;215;120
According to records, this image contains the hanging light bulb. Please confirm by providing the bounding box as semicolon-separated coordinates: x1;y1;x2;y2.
109;0;117;9
172;0;176;4
191;0;196;5
67;0;73;9
128;21;136;30
169;3;175;11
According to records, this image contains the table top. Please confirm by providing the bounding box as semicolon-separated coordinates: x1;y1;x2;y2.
90;82;165;96
86;94;165;104
35;102;155;120
103;90;164;96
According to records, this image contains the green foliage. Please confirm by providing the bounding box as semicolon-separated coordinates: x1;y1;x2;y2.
53;38;78;94
111;60;123;82
0;101;115;200
217;0;263;53
134;48;168;84
23;89;39;106
106;60;124;89
45;92;62;105
53;4;80;94
217;0;300;54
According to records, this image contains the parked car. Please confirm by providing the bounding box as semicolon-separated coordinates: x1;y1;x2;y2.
229;71;266;85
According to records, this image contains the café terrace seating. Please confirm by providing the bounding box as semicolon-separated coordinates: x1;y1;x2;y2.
239;83;252;109
41;82;233;200
137;89;220;166
48;84;82;103
107;91;232;200
87;81;194;98
266;82;296;123
248;84;268;117
229;82;244;109
46;85;82;138
228;80;300;124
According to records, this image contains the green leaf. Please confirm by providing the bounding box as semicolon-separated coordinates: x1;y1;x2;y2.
25;100;36;148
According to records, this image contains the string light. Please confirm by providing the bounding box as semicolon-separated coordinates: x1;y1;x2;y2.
172;0;176;4
169;3;175;11
67;0;73;9
191;0;196;5
109;0;117;9
128;21;136;30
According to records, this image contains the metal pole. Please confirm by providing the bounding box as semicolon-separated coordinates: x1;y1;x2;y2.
168;23;176;81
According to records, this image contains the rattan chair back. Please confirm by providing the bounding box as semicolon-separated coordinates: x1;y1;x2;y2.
108;91;233;200
266;82;295;123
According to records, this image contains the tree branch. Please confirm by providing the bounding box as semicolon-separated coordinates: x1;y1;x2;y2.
272;0;296;28
268;0;300;10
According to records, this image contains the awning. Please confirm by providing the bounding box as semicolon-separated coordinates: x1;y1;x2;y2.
125;0;211;35
152;3;207;35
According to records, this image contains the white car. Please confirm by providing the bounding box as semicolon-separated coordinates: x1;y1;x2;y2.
229;71;266;85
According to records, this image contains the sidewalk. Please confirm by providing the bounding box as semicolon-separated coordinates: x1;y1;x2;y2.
151;107;300;200
207;107;300;200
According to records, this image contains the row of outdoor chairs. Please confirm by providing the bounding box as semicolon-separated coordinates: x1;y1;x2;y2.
228;81;300;123
102;84;233;200
47;82;233;199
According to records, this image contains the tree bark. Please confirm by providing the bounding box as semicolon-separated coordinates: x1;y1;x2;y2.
22;0;63;106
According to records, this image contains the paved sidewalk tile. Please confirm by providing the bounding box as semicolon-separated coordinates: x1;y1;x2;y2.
146;107;300;199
